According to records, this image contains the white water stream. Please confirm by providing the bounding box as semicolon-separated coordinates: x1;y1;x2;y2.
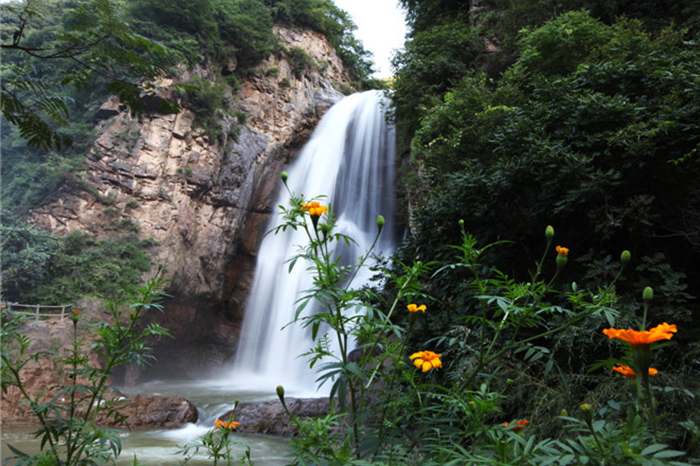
229;89;396;396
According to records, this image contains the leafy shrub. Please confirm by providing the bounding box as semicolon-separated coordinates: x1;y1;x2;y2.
224;74;242;94
175;78;230;142
287;46;317;78
272;182;699;464
1;217;155;305
2;271;171;466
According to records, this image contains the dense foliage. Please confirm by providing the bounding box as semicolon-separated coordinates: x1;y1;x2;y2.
393;2;700;341
386;0;700;461
1;212;155;304
268;184;699;465
393;0;700;144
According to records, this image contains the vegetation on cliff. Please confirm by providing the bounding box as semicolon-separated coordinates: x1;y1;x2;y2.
1;0;377;305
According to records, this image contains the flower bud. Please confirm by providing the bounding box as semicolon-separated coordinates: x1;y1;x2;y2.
643;286;653;302
556;254;568;270
71;309;80;324
376;215;385;231
555;245;569;270
560;409;568;417
579;404;593;424
545;225;554;240
621;250;631;265
458;219;464;228
280;171;288;183
276;385;285;400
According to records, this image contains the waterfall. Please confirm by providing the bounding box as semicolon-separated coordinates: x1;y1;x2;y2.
230;90;396;396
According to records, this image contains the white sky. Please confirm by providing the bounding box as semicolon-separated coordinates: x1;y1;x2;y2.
333;0;408;78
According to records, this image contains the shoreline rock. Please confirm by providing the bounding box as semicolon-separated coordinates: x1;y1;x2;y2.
220;397;331;436
1;394;198;430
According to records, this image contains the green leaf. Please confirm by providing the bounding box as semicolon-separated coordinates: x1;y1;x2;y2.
652;450;685;459
642;444;670;456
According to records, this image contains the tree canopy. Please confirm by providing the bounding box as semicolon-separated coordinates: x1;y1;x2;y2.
1;0;180;151
391;2;700;347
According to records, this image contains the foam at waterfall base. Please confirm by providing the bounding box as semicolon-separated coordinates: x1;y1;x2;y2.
229;368;329;399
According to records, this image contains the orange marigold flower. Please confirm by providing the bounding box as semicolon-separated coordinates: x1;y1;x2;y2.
504;420;530;431
602;322;677;346
409;350;442;372
301;201;328;217
407;304;427;313
612;364;658;377
214;419;240;430
555;246;569;257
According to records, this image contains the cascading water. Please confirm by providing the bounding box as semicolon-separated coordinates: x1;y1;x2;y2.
230;90;396;395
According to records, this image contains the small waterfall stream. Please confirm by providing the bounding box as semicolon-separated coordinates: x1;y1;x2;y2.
230;90;396;395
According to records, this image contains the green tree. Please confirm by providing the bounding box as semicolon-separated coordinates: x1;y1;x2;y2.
391;17;482;140
214;0;274;68
1;213;155;305
1;0;179;151
405;12;700;336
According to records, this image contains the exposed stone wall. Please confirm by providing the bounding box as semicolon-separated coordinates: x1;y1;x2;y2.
28;26;351;380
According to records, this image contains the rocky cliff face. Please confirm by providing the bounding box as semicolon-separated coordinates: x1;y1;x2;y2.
30;26;351;379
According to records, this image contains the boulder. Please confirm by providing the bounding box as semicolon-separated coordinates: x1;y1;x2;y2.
97;395;198;429
221;397;331;436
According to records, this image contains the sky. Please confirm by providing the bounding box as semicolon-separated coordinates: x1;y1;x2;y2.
333;0;408;78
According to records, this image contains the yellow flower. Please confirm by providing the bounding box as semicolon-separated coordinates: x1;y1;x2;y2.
612;364;658;377
301;201;328;217
555;245;569;257
407;304;427;313
409;350;442;372
602;323;677;346
214;419;240;430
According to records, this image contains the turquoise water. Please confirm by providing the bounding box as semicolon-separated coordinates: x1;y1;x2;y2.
1;380;292;466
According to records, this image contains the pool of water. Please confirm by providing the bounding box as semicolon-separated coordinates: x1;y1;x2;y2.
1;379;295;466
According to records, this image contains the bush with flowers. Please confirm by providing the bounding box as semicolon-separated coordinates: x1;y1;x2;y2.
273;174;699;465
